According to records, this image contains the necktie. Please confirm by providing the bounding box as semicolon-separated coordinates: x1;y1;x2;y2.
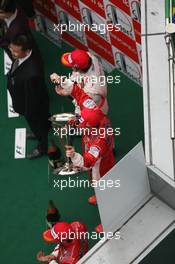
3;21;8;34
0;20;8;36
11;59;19;73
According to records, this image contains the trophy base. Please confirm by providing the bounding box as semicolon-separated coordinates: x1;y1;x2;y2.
59;169;77;176
48;159;64;169
49;113;76;122
53;162;77;176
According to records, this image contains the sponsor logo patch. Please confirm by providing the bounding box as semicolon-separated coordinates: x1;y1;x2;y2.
79;117;85;123
83;99;96;109
89;146;100;158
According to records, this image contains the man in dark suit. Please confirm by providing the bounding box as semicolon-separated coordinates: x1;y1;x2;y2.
15;0;35;18
0;0;36;60
7;34;50;159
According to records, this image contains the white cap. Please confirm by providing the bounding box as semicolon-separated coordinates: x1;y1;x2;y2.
166;23;175;34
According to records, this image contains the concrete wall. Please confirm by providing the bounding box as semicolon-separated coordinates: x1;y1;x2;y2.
142;0;175;181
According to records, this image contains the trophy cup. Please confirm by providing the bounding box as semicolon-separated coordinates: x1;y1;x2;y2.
49;113;79;176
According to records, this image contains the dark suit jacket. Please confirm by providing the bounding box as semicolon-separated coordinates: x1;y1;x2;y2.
16;0;35;18
7;51;49;120
0;7;37;59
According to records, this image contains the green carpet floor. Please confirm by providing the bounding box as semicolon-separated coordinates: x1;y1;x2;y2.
0;30;148;263
0;33;101;264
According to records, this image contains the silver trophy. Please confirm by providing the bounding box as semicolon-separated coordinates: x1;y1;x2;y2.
49;113;79;176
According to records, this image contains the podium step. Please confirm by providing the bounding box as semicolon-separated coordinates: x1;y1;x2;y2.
78;197;175;264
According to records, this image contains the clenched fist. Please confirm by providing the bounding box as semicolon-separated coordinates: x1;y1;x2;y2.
36;251;56;262
50;73;61;84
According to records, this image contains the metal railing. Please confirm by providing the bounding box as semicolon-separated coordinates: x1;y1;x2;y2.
165;0;175;180
165;0;175;139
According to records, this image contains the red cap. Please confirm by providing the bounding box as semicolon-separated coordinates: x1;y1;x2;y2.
43;222;73;243
78;108;104;128
61;50;90;70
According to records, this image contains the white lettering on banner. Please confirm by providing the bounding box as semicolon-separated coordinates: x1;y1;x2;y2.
112;33;137;55
86;36;112;57
89;146;100;158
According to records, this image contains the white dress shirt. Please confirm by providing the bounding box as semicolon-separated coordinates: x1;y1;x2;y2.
5;9;18;28
18;50;32;66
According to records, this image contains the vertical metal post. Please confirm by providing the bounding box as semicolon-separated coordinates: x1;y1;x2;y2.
165;0;175;139
165;0;170;20
165;0;175;179
170;0;173;21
